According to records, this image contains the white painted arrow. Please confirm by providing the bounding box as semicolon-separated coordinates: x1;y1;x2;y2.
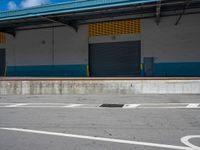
0;128;199;150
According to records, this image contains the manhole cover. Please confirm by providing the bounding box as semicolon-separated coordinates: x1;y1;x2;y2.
100;104;124;108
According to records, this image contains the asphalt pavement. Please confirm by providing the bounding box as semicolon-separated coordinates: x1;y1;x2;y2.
0;94;200;150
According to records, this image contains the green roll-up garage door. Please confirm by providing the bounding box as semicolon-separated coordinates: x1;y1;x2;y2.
89;41;141;77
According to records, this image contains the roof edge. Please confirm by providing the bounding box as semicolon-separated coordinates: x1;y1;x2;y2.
0;0;158;21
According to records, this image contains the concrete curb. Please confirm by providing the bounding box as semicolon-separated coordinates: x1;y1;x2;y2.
0;79;200;94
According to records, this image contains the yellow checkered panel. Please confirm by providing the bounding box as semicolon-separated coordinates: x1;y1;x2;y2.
0;32;6;44
89;19;141;37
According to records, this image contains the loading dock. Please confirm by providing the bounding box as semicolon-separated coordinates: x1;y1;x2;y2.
0;49;5;76
0;0;200;77
89;41;141;77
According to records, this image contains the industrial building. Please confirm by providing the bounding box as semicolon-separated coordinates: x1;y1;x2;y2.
0;0;200;77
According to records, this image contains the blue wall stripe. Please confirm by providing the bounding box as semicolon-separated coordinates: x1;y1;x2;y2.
6;62;200;77
153;62;200;77
7;65;87;77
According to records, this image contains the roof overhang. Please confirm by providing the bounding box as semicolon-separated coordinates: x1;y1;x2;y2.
0;0;200;36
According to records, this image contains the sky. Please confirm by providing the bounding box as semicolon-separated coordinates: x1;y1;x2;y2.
0;0;73;11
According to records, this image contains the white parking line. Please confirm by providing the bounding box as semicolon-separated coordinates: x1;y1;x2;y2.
123;104;141;108
5;103;27;107
0;127;198;150
0;103;199;109
181;135;200;150
186;104;199;108
64;104;83;108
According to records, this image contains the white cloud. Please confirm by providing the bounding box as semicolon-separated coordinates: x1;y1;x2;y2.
8;1;17;10
21;0;50;8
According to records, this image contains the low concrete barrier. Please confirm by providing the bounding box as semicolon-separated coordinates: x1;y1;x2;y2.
0;78;200;94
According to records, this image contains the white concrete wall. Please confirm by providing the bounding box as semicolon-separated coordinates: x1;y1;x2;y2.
141;13;200;63
0;44;5;49
4;13;200;70
89;34;141;44
54;25;88;65
7;28;52;66
6;25;88;66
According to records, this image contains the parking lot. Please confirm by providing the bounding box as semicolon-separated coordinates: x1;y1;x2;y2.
0;95;200;150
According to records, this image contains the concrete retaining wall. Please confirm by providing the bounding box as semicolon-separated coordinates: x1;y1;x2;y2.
0;79;199;94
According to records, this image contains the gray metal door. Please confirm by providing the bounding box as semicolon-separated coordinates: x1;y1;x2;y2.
89;41;141;77
0;49;5;76
143;57;154;77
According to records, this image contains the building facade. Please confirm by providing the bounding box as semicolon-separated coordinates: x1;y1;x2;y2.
0;0;200;77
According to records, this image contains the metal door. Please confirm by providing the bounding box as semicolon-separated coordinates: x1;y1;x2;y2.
143;57;154;77
89;41;141;77
0;49;5;76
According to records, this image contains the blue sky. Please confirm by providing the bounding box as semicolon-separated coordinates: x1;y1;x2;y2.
0;0;73;11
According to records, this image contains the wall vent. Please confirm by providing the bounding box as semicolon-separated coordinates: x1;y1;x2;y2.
89;19;141;37
0;32;6;44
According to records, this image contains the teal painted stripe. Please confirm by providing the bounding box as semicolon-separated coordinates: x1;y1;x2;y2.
154;62;200;77
7;65;87;77
6;62;200;77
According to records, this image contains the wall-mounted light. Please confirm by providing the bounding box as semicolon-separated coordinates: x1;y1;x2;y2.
41;40;46;45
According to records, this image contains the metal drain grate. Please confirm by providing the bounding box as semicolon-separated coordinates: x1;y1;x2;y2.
100;104;124;108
